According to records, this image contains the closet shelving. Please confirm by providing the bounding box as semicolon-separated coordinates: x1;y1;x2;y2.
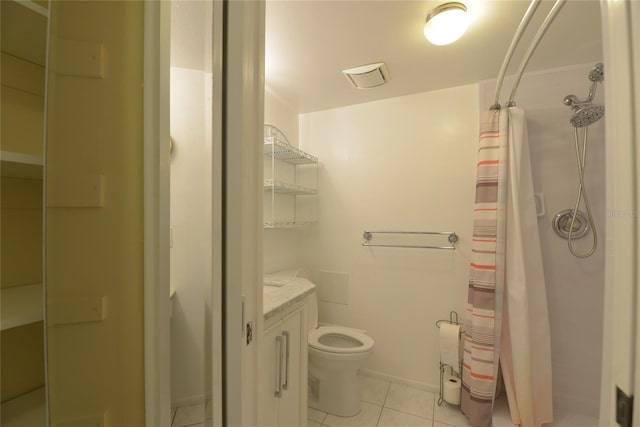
10;0;49;17
1;151;44;179
1;0;46;328
1;283;44;331
1;1;48;423
263;125;318;229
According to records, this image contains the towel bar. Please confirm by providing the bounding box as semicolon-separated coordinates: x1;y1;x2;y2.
362;230;458;250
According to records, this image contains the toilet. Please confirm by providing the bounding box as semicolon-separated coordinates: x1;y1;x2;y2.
307;292;374;417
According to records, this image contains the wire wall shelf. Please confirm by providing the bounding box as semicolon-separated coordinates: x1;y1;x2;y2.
263;179;317;195
264;220;317;229
264;125;318;165
263;124;318;229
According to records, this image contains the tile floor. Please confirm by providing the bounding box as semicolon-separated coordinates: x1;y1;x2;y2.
309;375;470;427
169;374;464;427
169;376;600;427
171;399;213;427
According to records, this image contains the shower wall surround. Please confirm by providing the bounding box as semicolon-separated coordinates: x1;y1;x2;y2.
480;63;605;418
298;85;479;388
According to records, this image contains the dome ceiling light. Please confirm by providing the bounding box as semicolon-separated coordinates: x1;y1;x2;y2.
424;2;469;46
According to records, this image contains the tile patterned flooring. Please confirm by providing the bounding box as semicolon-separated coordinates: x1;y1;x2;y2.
170;374;465;427
170;374;600;427
171;399;213;427
309;375;469;427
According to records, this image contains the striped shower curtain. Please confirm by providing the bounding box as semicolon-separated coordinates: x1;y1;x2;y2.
461;108;553;427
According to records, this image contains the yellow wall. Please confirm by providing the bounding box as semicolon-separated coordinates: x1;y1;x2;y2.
0;3;47;155
0;1;47;66
45;1;145;425
34;0;49;9
1;177;44;289
0;322;46;401
0;176;45;403
0;50;46;158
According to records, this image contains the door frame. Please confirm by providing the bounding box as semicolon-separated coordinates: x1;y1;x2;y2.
143;0;171;425
600;1;640;425
222;0;265;425
143;0;264;425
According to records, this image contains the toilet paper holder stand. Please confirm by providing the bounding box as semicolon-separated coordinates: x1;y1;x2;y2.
436;311;464;406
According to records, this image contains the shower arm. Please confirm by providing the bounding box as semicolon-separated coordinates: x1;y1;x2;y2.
585;80;599;103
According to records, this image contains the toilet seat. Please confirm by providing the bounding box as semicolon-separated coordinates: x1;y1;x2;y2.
308;326;374;354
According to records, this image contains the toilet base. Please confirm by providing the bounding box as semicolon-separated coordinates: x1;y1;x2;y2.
309;365;362;417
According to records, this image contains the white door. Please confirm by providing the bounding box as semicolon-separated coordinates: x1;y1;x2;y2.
223;0;265;426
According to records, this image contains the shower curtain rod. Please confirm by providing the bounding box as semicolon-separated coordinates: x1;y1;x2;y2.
491;0;567;110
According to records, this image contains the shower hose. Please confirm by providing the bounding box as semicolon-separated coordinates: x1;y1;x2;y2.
567;126;597;258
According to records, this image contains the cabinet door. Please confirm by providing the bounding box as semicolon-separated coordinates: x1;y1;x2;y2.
260;321;282;427
279;306;306;427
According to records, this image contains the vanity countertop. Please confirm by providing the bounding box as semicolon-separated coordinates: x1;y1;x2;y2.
263;276;315;320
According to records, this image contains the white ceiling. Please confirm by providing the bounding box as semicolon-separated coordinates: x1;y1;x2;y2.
265;0;603;113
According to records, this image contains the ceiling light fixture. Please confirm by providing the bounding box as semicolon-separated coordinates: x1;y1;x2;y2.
424;2;469;46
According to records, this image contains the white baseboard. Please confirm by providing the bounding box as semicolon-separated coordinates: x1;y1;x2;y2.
359;368;439;394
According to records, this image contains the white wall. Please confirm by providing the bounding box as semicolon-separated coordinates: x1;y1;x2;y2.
481;63;605;418
169;66;212;405
263;87;304;274
168;1;215;407
298;85;479;388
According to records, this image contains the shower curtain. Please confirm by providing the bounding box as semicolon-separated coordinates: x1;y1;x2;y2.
461;108;553;427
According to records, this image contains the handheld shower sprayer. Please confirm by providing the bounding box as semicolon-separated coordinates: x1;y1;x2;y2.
563;63;604;128
586;62;604;102
560;63;605;258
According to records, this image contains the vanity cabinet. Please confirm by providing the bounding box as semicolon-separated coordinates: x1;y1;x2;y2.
263;124;317;228
260;299;308;427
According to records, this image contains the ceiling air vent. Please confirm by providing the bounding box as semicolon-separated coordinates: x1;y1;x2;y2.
342;62;390;89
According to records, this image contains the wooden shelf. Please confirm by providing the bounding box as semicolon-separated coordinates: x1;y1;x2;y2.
1;151;43;179
10;0;48;17
1;283;44;331
0;387;46;427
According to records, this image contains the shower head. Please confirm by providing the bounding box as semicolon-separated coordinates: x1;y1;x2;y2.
564;63;605;127
569;103;604;127
589;63;604;83
586;63;604;102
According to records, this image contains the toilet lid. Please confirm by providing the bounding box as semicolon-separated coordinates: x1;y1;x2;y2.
308;326;374;354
